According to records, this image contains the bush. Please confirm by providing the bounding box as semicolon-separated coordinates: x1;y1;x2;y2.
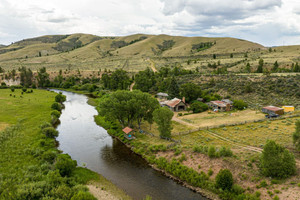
51;102;62;111
215;169;234;191
51;110;61;118
40;122;52;129
233;100;248;110
190;101;209;113
42;127;59;138
219;146;233;157
11;87;15;92
55;154;77;176
71;191;96;200
55;93;66;103
22;87;27;92
260;140;296;178
208;146;216;158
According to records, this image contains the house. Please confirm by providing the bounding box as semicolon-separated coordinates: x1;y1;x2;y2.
161;98;187;112
208;100;233;112
157;92;169;100
282;106;295;113
262;106;284;115
122;127;135;140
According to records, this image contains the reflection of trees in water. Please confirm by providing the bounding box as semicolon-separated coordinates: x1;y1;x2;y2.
99;139;148;168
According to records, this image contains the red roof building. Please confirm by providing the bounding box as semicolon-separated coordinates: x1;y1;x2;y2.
122;127;133;135
262;106;284;115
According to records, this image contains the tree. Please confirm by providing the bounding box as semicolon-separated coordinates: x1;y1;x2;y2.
153;107;174;138
245;63;251;73
51;102;62;111
55;154;77;176
256;58;264;73
55;93;66;103
215;169;234;190
134;68;156;92
272;61;279;72
189;101;208;113
260;140;296;178
179;83;202;103
167;76;179;99
292;120;300;151
37;67;50;87
233;100;247;110
213;54;216;59
0;66;4;73
98;90;159;128
42;127;59;138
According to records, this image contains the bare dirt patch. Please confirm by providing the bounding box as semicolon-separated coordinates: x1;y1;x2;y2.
0;123;9;131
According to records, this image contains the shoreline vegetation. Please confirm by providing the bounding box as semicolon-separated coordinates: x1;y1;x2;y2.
0;89;131;200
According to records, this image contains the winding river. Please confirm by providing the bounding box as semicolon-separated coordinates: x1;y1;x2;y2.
53;90;207;200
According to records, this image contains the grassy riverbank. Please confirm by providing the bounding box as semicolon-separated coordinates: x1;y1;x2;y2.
93;105;300;200
0;89;131;200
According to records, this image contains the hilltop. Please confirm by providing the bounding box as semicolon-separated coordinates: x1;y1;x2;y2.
0;33;299;73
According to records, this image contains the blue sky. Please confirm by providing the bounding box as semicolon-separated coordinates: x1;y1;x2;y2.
0;0;300;46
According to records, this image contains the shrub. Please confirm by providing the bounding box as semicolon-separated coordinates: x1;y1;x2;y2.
51;110;61;118
42;127;59;138
40;122;52;129
55;93;66;103
11;87;15;92
233;100;248;110
208;146;216;158
71;191;96;200
215;169;234;191
219;146;233;157
51;102;62;111
232;184;245;195
55;154;77;177
260;140;296;179
190;101;209;113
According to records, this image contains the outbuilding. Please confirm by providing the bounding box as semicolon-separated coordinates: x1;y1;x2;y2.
122;127;135;140
262;106;284;115
282;106;295;113
161;98;187;112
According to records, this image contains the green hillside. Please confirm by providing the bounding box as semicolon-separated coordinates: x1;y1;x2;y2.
0;33;299;73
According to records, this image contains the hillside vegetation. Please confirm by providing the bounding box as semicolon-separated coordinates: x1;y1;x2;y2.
0;33;267;72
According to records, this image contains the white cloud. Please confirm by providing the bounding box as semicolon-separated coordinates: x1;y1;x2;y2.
0;0;299;46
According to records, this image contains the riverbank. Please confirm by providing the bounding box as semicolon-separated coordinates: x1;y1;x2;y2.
0;89;99;199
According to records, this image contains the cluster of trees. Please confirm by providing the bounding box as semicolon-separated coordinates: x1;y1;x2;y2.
192;42;214;52
110;36;147;49
19;67;33;87
260;140;296;178
245;59;300;73
98;90;159;128
101;69;131;90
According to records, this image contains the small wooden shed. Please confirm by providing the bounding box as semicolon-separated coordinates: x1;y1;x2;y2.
282;106;294;112
262;106;284;115
122;127;135;140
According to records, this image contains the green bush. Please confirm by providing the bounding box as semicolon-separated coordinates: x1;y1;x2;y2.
42;127;59;138
51;110;61;118
55;93;66;103
51;102;62;111
208;146;216;158
71;191;96;200
190;101;209;113
260;140;296;179
219;146;233;157
233;100;248;110
55;154;77;177
40;122;52;129
215;169;234;191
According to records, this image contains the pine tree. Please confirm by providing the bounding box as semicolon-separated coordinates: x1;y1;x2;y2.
168;76;179;99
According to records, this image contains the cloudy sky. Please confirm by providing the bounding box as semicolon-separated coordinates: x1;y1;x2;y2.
0;0;300;46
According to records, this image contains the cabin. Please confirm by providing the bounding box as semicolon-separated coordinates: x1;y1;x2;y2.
157;92;169;100
160;98;187;112
282;106;295;113
262;106;284;115
208;100;233;112
122;127;135;140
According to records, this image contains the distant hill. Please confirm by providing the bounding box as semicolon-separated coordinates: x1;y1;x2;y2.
0;33;297;73
0;44;6;48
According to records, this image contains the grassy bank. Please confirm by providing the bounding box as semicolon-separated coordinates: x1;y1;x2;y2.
0;89;131;200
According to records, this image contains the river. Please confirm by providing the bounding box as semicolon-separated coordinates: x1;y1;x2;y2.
53;90;207;200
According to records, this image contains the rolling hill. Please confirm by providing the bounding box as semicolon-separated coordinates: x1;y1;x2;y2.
0;33;299;72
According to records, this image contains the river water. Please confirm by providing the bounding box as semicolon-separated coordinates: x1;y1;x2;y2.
53;90;207;200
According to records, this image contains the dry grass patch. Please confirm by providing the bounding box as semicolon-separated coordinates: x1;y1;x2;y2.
0;123;9;131
178;109;265;128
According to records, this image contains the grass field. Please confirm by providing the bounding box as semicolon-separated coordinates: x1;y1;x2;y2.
0;89;131;199
177;109;265;128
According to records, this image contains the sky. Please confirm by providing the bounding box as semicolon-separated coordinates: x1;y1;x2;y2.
0;0;300;46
